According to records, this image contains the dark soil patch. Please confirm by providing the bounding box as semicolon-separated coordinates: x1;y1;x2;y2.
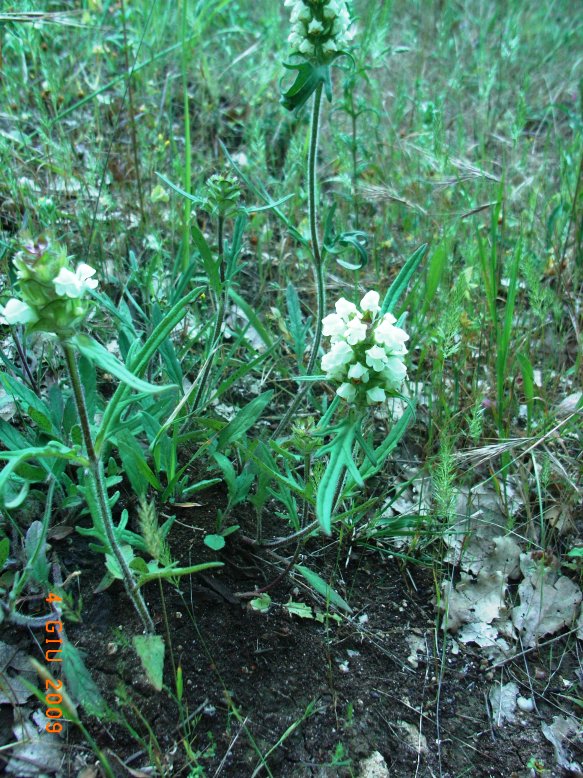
12;484;569;778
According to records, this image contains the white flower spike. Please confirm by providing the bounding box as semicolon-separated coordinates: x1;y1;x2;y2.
285;0;354;63
320;290;409;405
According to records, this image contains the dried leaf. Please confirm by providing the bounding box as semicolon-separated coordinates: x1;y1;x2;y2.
489;682;519;726
442;571;508;632
511;554;582;647
541;715;582;773
7;711;62;776
0;643;36;705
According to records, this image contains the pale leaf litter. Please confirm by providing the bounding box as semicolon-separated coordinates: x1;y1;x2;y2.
432;482;583;771
6;710;62;777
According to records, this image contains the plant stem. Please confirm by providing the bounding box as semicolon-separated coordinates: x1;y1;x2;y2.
121;0;145;224
62;341;154;634
181;0;192;273
192;213;226;412
273;82;325;439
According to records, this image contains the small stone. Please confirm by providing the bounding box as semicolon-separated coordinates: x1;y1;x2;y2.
517;696;534;712
358;750;389;778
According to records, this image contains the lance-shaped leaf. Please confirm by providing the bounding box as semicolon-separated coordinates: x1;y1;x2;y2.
380;243;428;315
316;417;362;535
71;334;176;395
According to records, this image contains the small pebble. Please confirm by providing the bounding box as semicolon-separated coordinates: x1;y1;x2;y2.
517;696;534;712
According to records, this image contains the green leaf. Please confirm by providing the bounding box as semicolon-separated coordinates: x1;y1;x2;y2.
191;219;221;293
132;634;165;692
136;560;223;586
0;441;83;509
280;61;331;112
316;418;359;534
220;141;307;247
181;477;222;496
216;391;274;451
204;534;226;551
0;373;56;434
0;537;9;569
227;288;274;349
116;430;162;495
27;406;54;435
61;640;109;717
105;545;135;580
95;286;205;450
323;214;369;270
71;335;176;395
352;400;415;485
249;593;271;613
380;243;428;315
24;520;49;585
283;601;314;619
295;564;352;613
421;237;449;314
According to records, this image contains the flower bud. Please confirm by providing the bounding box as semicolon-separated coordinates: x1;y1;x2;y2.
202;173;241;218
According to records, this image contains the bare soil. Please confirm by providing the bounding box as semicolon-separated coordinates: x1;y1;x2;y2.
32;483;578;778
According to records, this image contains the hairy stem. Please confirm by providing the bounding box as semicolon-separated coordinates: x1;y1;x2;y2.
192;213;226;412
62;341;154;633
273;82;325;439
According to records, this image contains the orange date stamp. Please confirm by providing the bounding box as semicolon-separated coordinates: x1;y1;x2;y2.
44;592;64;733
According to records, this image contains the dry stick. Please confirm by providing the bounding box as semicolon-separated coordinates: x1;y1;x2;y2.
235;541;303;599
62;341;154;634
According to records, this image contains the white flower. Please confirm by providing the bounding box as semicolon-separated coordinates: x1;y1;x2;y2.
344;316;367;345
291;4;310;22
374;316;409;354
307;19;324;35
321;340;354;376
0;298;38;325
322;39;338;54
365;345;389;372
360;290;380;315
335;297;358;319
366;386;386;404
53;263;98;299
337;382;356;402
347;362;369;383
381;358;407;388
298;39;315;55
322;312;346;340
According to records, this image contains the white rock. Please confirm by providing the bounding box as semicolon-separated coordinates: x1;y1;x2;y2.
517;696;534;712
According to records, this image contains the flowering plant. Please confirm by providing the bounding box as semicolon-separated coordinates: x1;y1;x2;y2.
285;0;354;62
0;235;98;337
280;0;354;111
321;290;409;406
